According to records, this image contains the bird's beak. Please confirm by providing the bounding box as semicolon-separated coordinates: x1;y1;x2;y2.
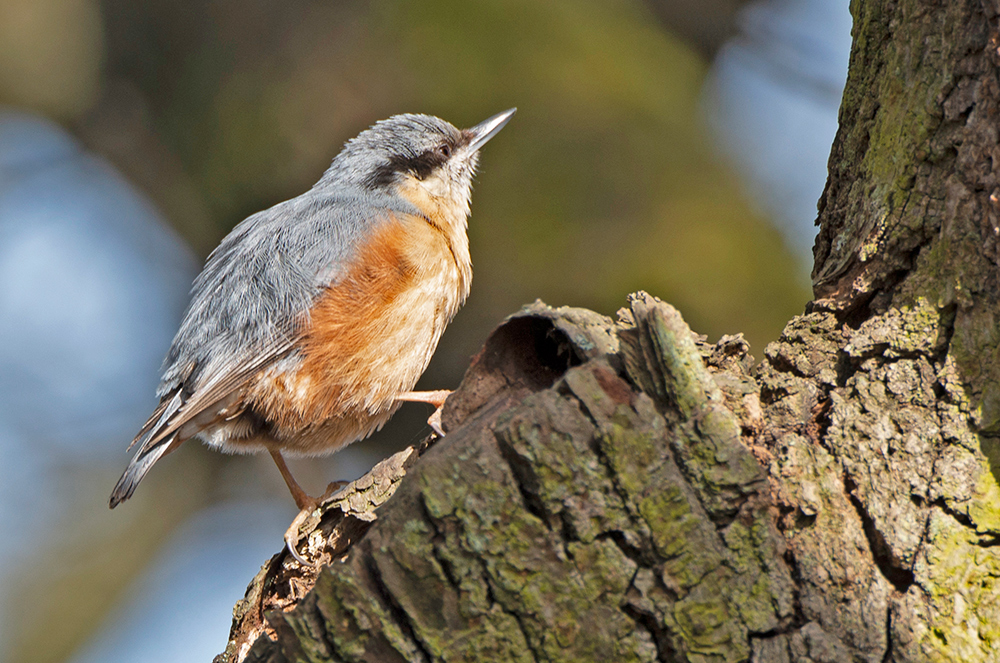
466;108;516;152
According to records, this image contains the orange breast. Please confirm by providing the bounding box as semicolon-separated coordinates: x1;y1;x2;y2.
245;211;470;451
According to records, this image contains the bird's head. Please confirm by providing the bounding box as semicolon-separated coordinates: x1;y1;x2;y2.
319;108;515;225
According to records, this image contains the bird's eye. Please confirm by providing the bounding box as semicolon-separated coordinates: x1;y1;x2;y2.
438;144;452;159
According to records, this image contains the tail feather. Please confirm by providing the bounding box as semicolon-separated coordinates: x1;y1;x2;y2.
128;389;183;451
111;387;188;508
109;435;180;508
110;343;292;508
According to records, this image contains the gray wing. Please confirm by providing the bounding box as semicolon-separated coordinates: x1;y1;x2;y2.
110;188;422;507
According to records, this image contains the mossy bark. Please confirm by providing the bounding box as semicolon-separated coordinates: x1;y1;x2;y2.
216;0;1000;661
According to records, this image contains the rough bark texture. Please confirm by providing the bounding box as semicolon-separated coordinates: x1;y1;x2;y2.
803;0;1000;658
215;0;1000;660
218;296;796;663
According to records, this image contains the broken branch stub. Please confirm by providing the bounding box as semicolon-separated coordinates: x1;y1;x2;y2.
219;292;790;663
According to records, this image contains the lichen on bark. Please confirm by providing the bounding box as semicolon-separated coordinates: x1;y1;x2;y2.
803;0;1000;658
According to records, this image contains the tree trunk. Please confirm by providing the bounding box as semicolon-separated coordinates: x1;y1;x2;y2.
216;0;1000;661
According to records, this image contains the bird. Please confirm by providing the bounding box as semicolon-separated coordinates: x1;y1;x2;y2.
109;108;516;529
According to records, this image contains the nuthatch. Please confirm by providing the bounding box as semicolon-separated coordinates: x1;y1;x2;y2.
110;109;515;527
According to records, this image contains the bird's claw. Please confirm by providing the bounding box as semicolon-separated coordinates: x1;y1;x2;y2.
428;406;445;437
284;505;317;566
283;480;349;566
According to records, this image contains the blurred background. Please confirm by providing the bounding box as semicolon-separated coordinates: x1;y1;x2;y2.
0;0;850;660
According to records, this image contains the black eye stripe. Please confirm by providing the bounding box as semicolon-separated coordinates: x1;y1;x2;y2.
363;139;458;187
397;142;457;180
408;151;444;179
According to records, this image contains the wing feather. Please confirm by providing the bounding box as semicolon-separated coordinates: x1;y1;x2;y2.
141;335;297;450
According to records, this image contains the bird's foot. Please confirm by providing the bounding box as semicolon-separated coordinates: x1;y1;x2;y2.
283;480;350;566
427;406;444;437
396;389;451;437
283;503;317;566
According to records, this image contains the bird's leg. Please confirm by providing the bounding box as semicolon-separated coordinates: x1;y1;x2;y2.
396;389;452;436
270;449;346;565
396;389;451;407
269;448;315;511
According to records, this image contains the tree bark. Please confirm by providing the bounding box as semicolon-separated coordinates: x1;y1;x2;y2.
216;0;1000;661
